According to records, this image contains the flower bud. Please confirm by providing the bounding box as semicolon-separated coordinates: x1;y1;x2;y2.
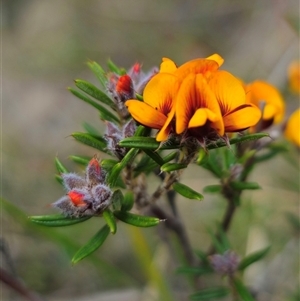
209;250;240;276
62;173;86;191
68;189;91;207
116;74;134;101
91;184;112;212
86;157;105;185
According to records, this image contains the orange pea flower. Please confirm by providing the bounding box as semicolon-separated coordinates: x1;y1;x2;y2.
288;61;300;94
245;80;285;129
284;108;300;147
126;54;261;143
126;73;180;141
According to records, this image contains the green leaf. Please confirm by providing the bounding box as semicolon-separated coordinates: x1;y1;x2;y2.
232;277;255;301
114;211;162;227
286;212;300;231
107;58;123;75
29;215;91;227
110;189;124;211
71;132;107;152
189;287;230;300
238;246;270;271
106;148;140;187
177;266;213;276
75;79;115;107
68;88;119;123
87;60;107;88
55;157;68;174
82;122;101;136
72;224;110;264
143;149;165;166
161;163;187;173
203;185;222;194
122;191;134;211
173;182;204;201
55;174;64;185
101;159;119;170
230;181;261;191
207;133;270;150
102;209;117;234
69;155;90;166
119;136;180;150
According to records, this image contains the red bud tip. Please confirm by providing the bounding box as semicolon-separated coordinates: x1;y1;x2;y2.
133;63;141;74
116;75;133;95
68;191;86;206
88;157;101;175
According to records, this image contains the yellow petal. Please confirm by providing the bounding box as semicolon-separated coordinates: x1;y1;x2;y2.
175;58;219;81
206;53;224;67
160;57;177;73
156;106;176;141
208;70;246;115
125;100;167;129
143;73;180;116
175;74;224;135
223;104;262;132
245;80;285;124
188;108;219;128
284;108;300;147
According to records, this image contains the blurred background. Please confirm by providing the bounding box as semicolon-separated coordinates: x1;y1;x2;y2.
2;0;299;300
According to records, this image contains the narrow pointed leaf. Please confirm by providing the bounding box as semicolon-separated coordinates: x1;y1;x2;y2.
107;148;139;187
230;181;261;191
121;192;134;211
72;224;110;264
232;278;255;301
29;215;91;227
173;182;203;200
143;149;165;166
203;185;222;194
238;246;270;271
101;159;118;170
177;266;213;276
119;137;180;150
55;157;68;174
75;79;115;107
69;155;90;166
107;58;123;75
111;189;124;211
68;88;119;123
82;122;101;136
87;61;107;88
207;133;270;150
71;132;107;152
103;209;117;234
55;174;64;185
113;211;162;227
189;287;230;300
161;163;187;173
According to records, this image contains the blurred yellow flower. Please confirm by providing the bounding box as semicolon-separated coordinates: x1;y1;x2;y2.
284;108;300;147
288;60;300;94
245;80;285;128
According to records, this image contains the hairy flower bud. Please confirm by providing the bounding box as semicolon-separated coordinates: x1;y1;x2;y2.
86;157;106;185
62;173;86;191
209;250;240;276
91;184;112;212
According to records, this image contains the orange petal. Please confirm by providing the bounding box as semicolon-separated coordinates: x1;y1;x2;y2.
208;70;246;115
188;108;219;128
206;53;224;67
223;104;262;132
176;74;224;135
156;106;176;141
160;57;177;73
284;108;300;146
126;100;167;129
143;73;180;116
245;80;285;124
175;58;219;81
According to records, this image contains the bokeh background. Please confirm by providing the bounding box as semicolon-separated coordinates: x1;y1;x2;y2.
2;0;299;300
